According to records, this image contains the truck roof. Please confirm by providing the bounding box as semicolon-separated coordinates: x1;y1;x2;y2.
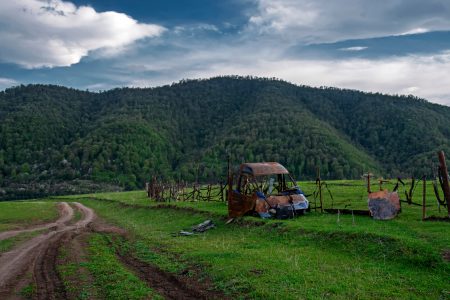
239;162;289;176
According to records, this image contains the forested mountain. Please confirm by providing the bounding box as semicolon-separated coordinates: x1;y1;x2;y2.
1;76;450;199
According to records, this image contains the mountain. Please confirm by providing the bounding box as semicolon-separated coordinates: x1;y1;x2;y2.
1;76;450;199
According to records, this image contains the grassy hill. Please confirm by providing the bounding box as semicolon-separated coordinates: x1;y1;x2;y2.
1;76;450;199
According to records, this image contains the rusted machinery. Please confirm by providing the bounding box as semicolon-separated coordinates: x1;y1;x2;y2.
368;190;401;220
227;162;309;219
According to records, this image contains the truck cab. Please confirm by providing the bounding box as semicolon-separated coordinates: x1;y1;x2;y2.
228;162;308;219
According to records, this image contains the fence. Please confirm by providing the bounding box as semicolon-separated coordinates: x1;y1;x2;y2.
146;177;227;202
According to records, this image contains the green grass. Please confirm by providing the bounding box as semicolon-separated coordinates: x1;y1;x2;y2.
74;197;450;299
59;190;229;215
16;180;450;299
61;179;449;218
57;243;98;300
20;283;35;299
83;233;161;300
299;179;445;212
109;236;187;274
0;201;58;231
72;206;83;223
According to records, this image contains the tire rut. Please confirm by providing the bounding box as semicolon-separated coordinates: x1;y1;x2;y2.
33;232;69;300
0;201;227;300
115;250;227;300
0;202;94;299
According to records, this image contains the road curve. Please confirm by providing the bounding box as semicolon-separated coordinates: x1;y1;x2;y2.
0;202;74;241
0;202;95;294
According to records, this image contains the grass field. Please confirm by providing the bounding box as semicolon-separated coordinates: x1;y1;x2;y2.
0;201;58;231
1;180;449;299
0;201;57;254
65;178;450;217
83;233;160;299
78;206;449;299
56;179;450;299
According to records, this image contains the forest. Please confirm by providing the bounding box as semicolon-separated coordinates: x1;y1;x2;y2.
1;76;450;199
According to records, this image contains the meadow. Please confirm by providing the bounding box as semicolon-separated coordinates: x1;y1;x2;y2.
0;201;58;231
0;180;449;299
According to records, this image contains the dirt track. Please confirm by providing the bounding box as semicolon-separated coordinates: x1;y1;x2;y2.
0;202;95;299
116;250;226;300
0;202;226;299
0;202;74;241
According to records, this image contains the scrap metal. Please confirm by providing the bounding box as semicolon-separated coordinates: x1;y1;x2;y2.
227;162;309;219
368;190;401;220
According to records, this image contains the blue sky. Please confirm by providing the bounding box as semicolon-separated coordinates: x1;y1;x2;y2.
1;0;450;104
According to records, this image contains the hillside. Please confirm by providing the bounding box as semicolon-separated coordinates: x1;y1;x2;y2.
1;76;450;199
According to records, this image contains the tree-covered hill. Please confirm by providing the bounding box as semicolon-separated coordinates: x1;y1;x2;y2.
1;76;449;199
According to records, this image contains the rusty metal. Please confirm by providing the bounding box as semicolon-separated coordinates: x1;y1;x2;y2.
227;162;308;218
240;162;289;176
368;190;401;220
437;151;450;217
228;191;255;218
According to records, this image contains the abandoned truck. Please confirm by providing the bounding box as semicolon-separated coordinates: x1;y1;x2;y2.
227;162;309;219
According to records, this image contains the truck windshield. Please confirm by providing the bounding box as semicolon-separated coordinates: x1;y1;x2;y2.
240;174;297;195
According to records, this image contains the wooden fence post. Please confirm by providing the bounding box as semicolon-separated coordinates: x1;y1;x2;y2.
438;151;450;217
317;167;323;213
422;175;426;220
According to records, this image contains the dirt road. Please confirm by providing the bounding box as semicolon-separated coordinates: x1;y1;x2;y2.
0;202;95;299
0;202;74;241
0;202;226;300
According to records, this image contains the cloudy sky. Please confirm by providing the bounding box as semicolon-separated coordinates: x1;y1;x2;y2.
1;0;450;104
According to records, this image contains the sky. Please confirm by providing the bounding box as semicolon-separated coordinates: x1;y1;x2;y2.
1;1;450;105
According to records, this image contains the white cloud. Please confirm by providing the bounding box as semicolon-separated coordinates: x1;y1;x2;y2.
247;0;450;43
0;78;18;90
125;45;450;105
199;52;450;105
398;28;430;36
339;46;368;51
3;0;449;107
0;0;166;68
174;24;220;35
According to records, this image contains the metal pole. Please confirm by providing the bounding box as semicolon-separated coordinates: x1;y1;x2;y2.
437;151;450;217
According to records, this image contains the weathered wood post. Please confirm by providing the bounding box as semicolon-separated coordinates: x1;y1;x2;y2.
366;172;372;193
145;181;150;198
317;167;323;213
207;184;211;201
422;175;426;220
437;151;450;217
